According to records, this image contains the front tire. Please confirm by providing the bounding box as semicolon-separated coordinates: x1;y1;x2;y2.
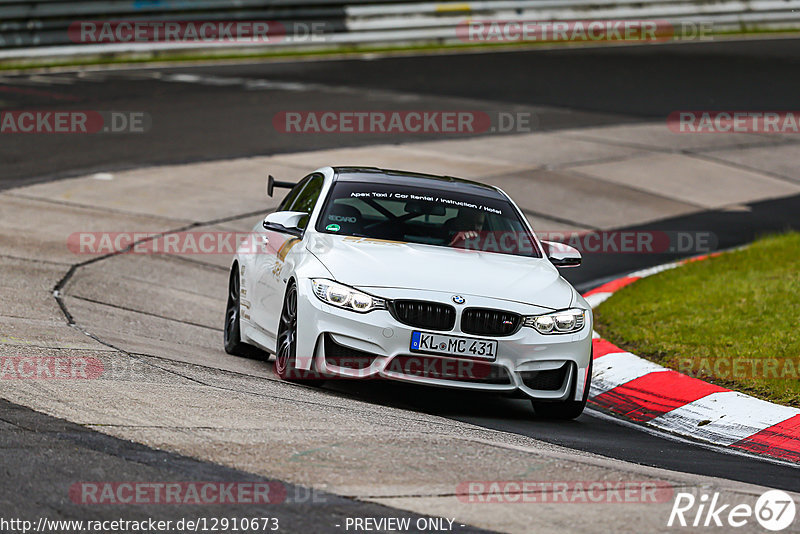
531;355;592;420
275;282;324;385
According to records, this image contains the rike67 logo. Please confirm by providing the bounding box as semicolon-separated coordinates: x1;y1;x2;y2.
668;490;796;531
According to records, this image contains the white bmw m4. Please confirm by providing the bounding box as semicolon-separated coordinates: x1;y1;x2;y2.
224;166;593;419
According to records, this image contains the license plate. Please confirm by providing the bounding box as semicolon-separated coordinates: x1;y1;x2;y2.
410;331;498;360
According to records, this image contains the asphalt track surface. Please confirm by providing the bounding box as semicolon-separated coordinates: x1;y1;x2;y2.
4;37;800;188
0;399;489;532
2;37;800;522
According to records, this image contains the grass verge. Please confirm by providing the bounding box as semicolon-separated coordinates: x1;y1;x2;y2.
2;28;800;72
593;232;800;407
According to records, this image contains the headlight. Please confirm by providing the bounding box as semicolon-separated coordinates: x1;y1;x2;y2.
522;308;586;334
311;279;386;313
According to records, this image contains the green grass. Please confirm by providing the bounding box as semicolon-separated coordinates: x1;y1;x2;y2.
0;39;615;72
593;233;800;407
2;28;799;72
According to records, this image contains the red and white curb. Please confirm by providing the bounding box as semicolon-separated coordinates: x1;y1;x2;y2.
583;253;800;464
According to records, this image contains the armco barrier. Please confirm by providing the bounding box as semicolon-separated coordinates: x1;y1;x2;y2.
1;1;800;62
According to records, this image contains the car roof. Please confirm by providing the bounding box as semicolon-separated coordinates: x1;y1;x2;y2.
331;166;505;199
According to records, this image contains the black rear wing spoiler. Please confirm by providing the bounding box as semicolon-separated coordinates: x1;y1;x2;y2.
267;175;297;197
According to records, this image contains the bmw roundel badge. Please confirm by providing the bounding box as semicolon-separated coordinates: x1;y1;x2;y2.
452;295;466;304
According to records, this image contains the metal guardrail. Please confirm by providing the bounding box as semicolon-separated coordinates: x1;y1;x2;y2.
0;0;799;56
346;0;800;36
0;0;354;47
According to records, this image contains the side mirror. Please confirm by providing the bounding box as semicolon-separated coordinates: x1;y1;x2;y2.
263;211;307;236
542;240;581;268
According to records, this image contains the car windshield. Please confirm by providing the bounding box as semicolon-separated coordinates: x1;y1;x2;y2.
315;181;541;258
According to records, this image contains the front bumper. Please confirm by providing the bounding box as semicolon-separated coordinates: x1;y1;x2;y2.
295;280;593;401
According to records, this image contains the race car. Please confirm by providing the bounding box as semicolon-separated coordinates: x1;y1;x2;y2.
224;166;593;419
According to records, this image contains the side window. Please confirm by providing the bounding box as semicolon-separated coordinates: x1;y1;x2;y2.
287;173;324;229
278;176;311;212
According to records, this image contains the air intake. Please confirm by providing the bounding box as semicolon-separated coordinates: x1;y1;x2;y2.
389;300;456;331
461;308;521;336
520;364;570;391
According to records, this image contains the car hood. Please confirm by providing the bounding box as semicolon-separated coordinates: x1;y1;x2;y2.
306;234;573;309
